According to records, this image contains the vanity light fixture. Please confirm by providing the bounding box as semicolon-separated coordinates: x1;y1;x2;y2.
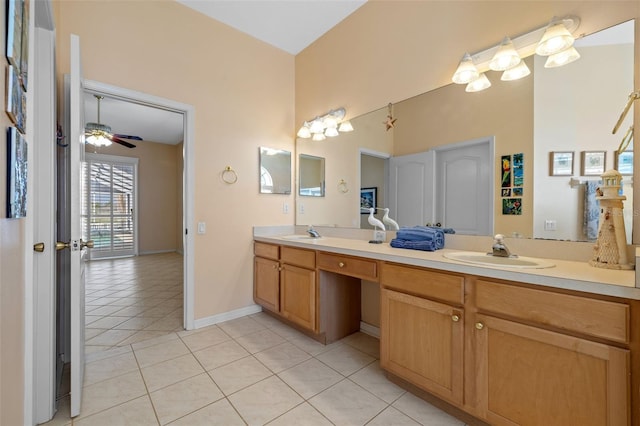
466;73;492;93
489;37;521;71
297;107;354;140
501;61;531;81
452;53;479;84
544;46;581;68
451;16;580;91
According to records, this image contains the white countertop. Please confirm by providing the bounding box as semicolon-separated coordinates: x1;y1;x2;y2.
254;234;640;300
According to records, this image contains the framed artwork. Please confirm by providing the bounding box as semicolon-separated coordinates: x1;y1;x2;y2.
20;0;29;91
614;151;633;175
581;151;606;176
512;153;523;187
502;198;522;215
6;127;27;218
5;0;23;70
360;187;377;214
549;151;574;176
5;65;23;131
501;155;511;188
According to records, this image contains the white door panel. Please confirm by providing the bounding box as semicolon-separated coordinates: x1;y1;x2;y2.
69;33;86;418
389;151;434;227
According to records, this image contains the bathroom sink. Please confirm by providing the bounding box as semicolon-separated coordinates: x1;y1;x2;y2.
443;251;555;269
279;235;321;240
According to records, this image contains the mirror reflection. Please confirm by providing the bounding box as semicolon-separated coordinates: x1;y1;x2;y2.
299;154;325;197
259;147;291;194
295;19;635;242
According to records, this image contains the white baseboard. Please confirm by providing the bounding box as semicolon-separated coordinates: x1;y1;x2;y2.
193;304;263;329
360;321;380;338
138;249;178;256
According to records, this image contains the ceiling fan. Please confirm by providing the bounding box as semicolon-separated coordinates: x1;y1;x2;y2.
84;95;143;148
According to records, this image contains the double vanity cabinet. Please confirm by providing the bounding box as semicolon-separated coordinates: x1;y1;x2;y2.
253;237;640;426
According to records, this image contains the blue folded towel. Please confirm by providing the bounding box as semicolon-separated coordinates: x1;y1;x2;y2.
395;226;446;249
390;238;438;252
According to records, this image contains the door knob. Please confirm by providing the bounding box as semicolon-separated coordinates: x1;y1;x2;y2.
56;241;70;251
33;242;45;253
475;322;484;330
80;239;94;249
451;314;460;322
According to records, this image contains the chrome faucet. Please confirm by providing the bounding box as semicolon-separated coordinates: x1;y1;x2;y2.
490;234;516;258
307;226;321;238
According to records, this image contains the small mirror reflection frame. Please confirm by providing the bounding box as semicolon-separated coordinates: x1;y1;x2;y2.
299;154;325;197
615;151;634;175
581;151;606;176
259;147;292;194
550;151;574;176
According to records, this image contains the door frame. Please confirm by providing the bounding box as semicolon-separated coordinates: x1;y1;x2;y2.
82;79;196;331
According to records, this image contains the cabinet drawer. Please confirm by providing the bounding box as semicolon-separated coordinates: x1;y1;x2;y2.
281;246;316;269
317;252;378;281
380;262;464;305
476;279;630;343
254;242;279;260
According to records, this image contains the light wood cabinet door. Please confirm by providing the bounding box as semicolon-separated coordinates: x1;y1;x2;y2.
254;256;280;312
474;314;630;426
280;264;317;331
380;288;464;405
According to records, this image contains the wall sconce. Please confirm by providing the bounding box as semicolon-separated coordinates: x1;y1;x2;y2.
452;16;581;92
297;107;354;140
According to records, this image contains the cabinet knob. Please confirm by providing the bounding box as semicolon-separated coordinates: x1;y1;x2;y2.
475;322;484;330
272;264;278;269
451;314;460;322
338;262;345;268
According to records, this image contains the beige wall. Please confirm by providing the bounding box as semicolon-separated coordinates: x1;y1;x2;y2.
86;140;181;254
55;0;295;320
0;0;25;422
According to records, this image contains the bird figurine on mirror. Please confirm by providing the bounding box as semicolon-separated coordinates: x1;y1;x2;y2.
379;207;399;231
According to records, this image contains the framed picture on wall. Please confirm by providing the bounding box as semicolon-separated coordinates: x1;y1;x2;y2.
6;126;27;218
549;151;574;176
615;151;633;175
581;151;606;176
360;187;377;214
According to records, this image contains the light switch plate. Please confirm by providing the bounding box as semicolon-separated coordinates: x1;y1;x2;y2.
197;222;206;234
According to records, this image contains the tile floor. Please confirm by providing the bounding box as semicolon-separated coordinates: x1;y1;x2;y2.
44;253;466;426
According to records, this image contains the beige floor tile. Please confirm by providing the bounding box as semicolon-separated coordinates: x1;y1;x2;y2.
141;353;205;392
267;402;333;425
169;398;245;426
85;328;107;341
367;406;422;426
86;304;125;316
343;332;381;358
40;396;71;426
228;375;303;425
194;340;250;371
85;329;137;347
85;316;129;329
235;328;286;354
278;358;343;399
392;392;465;426
74;395;159;426
315;343;375;376
85;345;133;363
254;342;311;373
113;316;160;330
144;315;183;331
266;321;307;340
131;331;179;350
209;355;273;395
77;370;148;419
179;326;230;352
289;334;343;356
118;330;175;347
350;361;405;404
134;338;190;367
217;316;266;338
248;312;285;328
150;373;224;425
309;379;387;426
84;351;139;387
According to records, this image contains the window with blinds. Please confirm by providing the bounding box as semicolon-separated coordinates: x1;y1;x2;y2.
83;154;138;259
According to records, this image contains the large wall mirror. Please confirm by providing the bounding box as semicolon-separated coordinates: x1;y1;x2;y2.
295;19;635;243
259;147;291;194
299;154;325;197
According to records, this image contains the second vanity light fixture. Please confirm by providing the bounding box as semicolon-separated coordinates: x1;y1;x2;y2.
297;107;354;141
452;16;581;93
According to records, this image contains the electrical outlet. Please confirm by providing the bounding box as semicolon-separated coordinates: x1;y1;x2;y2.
299;203;305;214
283;203;289;214
544;220;557;231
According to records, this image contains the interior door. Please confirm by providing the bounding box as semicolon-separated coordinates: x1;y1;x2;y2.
69;33;87;418
388;151;434;227
435;139;493;235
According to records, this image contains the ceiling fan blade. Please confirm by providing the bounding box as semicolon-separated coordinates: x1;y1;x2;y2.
113;133;143;141
110;135;137;148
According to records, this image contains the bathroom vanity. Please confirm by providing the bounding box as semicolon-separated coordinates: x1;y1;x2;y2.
253;234;640;426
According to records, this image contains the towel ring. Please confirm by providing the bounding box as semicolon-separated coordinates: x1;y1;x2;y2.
222;166;238;184
338;179;349;193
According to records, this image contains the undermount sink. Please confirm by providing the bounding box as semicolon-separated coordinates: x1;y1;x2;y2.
443;251;555;269
279;234;321;240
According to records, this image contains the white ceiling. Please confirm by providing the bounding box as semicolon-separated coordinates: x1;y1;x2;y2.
85;0;365;146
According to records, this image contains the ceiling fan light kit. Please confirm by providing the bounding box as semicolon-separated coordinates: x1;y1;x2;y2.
84;94;140;148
